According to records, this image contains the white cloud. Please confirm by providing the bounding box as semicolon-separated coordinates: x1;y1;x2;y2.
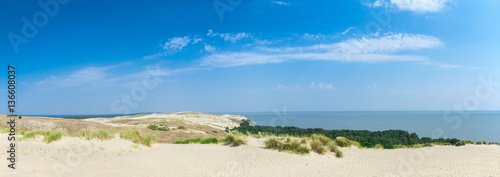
341;27;354;35
310;82;316;89
163;36;191;54
364;0;452;13
301;33;328;40
311;82;335;90
204;44;216;53
207;29;251;42
277;83;288;90
271;1;290;6
200;33;444;67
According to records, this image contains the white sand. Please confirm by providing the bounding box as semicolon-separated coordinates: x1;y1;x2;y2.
1;134;499;177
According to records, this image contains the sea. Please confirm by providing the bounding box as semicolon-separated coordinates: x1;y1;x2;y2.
36;111;500;142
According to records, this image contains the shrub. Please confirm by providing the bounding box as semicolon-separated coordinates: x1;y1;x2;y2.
423;143;433;147
147;124;159;130
212;130;218;134
177;126;187;130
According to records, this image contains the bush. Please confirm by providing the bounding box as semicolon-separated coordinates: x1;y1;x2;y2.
423;143;433;147
177;126;187;130
147;124;159;130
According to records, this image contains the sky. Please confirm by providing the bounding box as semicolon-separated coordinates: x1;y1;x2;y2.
1;0;500;115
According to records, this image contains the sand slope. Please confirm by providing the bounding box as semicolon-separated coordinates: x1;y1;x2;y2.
1;134;499;177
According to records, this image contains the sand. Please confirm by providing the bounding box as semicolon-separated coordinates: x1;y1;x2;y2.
1;133;499;177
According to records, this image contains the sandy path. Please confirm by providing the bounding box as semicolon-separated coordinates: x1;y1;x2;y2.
1;134;499;177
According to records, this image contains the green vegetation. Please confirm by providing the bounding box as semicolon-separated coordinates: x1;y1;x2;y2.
119;129;158;146
20;129;159;146
264;134;343;157
22;130;67;143
374;144;384;149
175;137;224;144
223;134;246;146
73;129;117;140
147;124;169;131
476;141;487;145
264;137;310;155
488;142;499;145
455;140;474;146
233;124;464;149
0;129;10;133
177;126;187;130
310;141;327;154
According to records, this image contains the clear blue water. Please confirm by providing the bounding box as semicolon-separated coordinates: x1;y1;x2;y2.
220;111;500;142
38;111;500;142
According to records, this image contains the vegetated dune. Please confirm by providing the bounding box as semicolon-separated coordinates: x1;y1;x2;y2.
0;112;253;143
1;133;499;177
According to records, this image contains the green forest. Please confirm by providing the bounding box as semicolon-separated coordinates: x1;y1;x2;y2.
233;120;460;149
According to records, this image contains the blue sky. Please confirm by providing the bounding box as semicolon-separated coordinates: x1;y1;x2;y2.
1;0;499;115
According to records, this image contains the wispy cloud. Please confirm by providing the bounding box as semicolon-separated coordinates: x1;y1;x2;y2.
271;1;291;6
363;0;452;13
200;33;446;67
204;44;216;53
207;29;251;42
143;36;202;60
311;82;336;90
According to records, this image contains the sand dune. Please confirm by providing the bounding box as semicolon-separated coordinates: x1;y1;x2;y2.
2;133;499;177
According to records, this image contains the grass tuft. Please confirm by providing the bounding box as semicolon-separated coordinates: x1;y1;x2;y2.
310;140;327;155
22;130;67;143
119;129;158;147
72;129;116;140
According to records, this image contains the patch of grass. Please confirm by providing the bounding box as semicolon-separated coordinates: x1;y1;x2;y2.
119;129;158;147
296;145;311;155
1;129;10;133
175;137;226;144
72;129;117;140
335;137;361;148
394;144;408;149
310;140;327;155
200;137;219;144
432;142;452;146
476;141;487;145
147;124;169;131
374;144;384;149
328;142;343;158
177;126;187;130
423;143;433;147
223;134;246;147
455;140;474;146
22;130;67;143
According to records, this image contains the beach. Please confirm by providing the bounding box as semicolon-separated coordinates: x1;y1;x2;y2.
2;133;500;177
